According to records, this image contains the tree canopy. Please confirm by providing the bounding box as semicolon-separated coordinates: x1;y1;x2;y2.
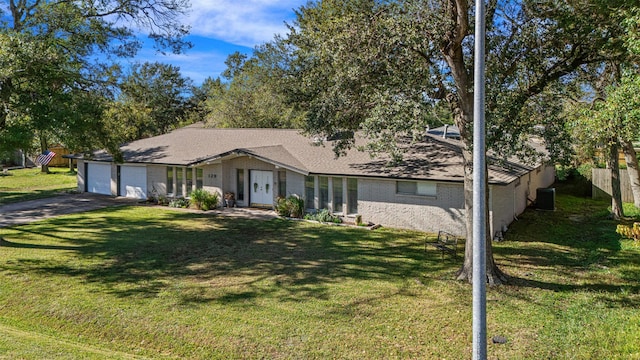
0;0;191;165
202;46;305;129
279;0;637;284
113;62;193;141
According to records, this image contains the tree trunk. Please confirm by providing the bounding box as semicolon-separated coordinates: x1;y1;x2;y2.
454;145;508;285
39;135;49;174
621;139;640;208
607;141;624;219
446;92;506;285
440;0;505;285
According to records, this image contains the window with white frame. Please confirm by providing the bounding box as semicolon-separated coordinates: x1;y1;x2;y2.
196;168;203;189
332;177;343;213
319;176;329;209
347;178;358;214
176;167;184;197
167;167;174;194
305;175;315;210
186;168;194;195
237;169;245;201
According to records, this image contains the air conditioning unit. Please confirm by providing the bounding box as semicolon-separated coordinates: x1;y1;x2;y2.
536;188;555;211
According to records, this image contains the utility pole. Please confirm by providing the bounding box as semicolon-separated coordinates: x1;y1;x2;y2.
472;0;487;359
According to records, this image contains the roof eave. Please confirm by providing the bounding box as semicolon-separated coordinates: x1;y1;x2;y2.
190;149;309;176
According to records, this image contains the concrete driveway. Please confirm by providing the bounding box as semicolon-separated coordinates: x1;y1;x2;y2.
0;193;278;228
0;193;138;228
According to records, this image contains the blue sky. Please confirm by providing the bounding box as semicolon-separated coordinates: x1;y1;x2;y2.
132;1;307;86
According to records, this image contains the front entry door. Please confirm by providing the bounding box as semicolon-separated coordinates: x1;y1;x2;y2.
250;170;273;207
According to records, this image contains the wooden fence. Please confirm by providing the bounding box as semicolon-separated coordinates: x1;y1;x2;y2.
592;168;634;202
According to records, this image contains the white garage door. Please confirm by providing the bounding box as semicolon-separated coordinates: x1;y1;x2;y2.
87;163;112;195
120;165;147;199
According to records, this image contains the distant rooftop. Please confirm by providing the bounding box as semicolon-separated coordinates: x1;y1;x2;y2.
427;125;460;140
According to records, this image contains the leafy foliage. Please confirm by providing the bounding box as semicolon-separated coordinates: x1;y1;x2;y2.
0;0;190;157
115;62;193;141
277;0;638;283
616;223;640;241
203;48;305;129
276;195;305;218
304;209;342;224
189;189;219;211
168;198;190;208
282;0;633;160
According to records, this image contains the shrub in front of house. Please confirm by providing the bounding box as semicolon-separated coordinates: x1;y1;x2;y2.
304;209;342;224
148;194;170;206
169;198;190;208
190;189;219;211
276;195;304;218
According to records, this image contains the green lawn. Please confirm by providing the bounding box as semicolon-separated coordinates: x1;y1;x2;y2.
0;167;78;205
0;190;639;359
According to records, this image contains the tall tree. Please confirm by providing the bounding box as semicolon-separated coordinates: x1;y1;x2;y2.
204;47;304;129
118;62;192;140
613;76;640;209
0;0;190;170
572;74;640;213
282;0;634;284
568;8;640;212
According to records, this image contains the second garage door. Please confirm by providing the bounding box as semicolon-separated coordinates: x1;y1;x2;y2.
119;165;147;199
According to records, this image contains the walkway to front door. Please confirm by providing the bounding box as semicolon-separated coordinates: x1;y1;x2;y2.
250;170;273;207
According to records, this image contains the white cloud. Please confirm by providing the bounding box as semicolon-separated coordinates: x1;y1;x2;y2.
127;1;308;85
184;0;305;47
129;47;236;85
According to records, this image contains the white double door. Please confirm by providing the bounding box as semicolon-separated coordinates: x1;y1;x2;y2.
250;170;273;207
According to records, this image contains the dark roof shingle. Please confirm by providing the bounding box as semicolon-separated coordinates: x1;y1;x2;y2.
86;126;541;185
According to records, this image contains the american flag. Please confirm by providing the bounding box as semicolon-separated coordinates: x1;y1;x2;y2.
36;150;56;166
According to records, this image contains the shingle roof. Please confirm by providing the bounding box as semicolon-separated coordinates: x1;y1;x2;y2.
427;124;461;139
85;125;541;185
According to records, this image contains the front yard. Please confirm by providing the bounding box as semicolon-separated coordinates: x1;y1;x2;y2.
0;189;639;358
0;167;77;205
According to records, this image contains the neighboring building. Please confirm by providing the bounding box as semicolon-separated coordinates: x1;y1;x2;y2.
70;124;555;237
427;124;461;140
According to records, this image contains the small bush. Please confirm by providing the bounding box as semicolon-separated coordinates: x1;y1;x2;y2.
305;209;342;223
148;195;170;206
157;196;170;206
576;163;594;181
555;165;573;181
616;223;640;241
190;189;219;211
276;197;291;217
169;198;190;208
276;195;304;218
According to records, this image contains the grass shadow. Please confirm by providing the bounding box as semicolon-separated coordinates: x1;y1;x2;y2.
0;206;455;305
495;181;640;305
